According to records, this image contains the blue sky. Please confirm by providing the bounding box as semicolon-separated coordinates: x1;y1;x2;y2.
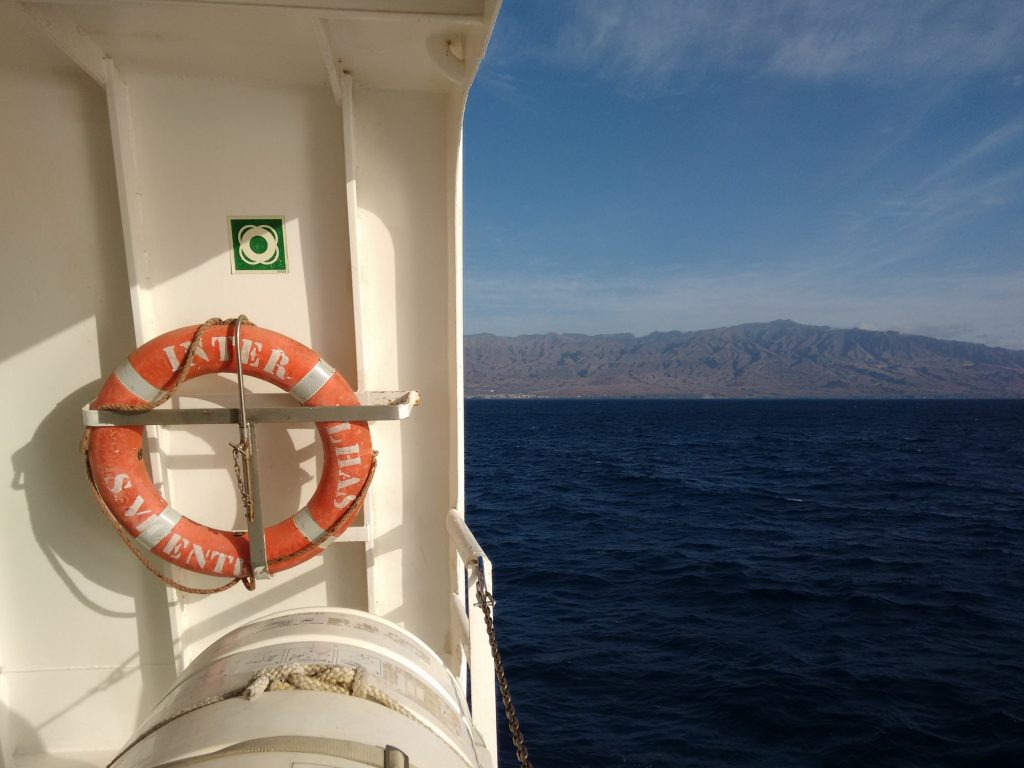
462;0;1024;348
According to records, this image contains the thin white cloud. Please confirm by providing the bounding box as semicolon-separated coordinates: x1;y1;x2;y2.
556;0;1024;86
919;116;1024;188
830;114;1024;270
465;266;1024;349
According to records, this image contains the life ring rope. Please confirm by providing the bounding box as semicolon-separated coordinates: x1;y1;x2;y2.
80;440;377;595
82;445;254;594
82;317;376;593
97;316;247;416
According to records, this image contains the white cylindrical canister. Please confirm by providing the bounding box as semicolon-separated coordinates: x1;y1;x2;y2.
111;608;493;768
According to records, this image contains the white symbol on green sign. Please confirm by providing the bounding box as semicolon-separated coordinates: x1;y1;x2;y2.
229;217;287;272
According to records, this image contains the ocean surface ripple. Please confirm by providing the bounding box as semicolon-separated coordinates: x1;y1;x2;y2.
465;399;1024;768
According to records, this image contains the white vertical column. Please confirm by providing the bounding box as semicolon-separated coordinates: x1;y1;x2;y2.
337;71;381;614
104;59;188;671
446;87;468;649
446;82;498;759
0;672;12;768
104;60;152;344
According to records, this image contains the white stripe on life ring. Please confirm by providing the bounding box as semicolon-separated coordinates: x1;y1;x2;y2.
290;359;335;403
293;505;325;543
115;360;167;404
136;505;182;549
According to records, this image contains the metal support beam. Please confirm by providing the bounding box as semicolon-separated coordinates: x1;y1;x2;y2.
83;390;421;427
314;17;344;106
468;555;496;767
449;591;470;651
19;0;485;27
100;56;193;672
19;3;108;85
446;510;497;767
335;66;382;616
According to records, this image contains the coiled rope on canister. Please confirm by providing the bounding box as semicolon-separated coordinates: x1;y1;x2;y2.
106;664;421;768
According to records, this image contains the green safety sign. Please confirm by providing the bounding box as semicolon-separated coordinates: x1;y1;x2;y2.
229;217;287;273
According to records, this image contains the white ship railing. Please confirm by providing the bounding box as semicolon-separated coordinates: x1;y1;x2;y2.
446;509;498;767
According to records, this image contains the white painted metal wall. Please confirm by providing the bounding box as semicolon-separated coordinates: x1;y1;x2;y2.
0;0;501;764
0;5;175;762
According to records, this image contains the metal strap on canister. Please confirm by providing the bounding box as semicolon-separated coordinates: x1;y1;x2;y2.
145;736;413;768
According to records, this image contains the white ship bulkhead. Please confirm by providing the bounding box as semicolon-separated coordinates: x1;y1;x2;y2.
0;1;502;766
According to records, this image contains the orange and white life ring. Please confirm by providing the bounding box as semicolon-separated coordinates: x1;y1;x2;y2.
87;323;373;579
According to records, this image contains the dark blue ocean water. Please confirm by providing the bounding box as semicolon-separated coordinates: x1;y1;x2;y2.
465;399;1024;768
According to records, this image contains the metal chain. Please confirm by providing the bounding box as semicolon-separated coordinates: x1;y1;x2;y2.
230;440;255;522
472;560;533;768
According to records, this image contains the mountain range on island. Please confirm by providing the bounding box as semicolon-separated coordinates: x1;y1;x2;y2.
464;320;1024;399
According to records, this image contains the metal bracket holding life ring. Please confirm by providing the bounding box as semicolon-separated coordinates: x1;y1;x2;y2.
81;318;375;592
